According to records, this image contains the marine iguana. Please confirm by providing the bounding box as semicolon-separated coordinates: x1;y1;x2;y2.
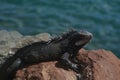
0;29;92;80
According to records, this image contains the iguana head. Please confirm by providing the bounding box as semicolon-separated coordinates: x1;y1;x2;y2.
67;30;92;48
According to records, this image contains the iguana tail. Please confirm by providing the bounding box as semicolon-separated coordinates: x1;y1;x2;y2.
0;58;22;80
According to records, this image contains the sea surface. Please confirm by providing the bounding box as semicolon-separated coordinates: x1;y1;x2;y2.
0;0;120;57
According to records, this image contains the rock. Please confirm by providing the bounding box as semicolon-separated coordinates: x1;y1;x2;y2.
9;31;23;41
14;62;77;80
0;30;23;57
0;30;22;43
35;33;51;41
77;49;120;80
0;30;11;41
13;49;120;80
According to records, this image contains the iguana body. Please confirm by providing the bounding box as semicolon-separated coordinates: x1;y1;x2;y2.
0;29;92;80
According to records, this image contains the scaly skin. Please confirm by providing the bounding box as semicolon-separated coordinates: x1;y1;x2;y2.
0;29;92;80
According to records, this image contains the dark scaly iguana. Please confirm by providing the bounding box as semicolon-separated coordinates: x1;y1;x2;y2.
0;29;92;80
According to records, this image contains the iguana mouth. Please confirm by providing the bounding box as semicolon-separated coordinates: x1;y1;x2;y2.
75;39;91;46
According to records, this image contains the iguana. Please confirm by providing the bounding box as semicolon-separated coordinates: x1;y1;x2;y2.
0;29;92;80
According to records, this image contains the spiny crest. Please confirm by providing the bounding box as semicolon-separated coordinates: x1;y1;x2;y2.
61;28;77;39
50;29;77;42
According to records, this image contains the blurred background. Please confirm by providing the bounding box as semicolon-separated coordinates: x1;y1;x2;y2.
0;0;119;57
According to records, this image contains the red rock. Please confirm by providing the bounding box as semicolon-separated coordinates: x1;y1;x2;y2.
77;49;120;80
13;49;120;80
14;61;77;80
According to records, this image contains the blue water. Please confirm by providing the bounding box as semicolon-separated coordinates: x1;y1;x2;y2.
0;0;120;57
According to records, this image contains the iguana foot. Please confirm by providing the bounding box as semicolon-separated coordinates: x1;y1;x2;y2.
60;52;80;73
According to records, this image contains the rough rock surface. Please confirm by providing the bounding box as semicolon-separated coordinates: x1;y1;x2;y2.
13;49;120;80
77;49;120;80
14;62;77;80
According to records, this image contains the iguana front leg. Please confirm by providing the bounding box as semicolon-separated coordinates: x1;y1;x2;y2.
60;52;79;73
60;52;81;80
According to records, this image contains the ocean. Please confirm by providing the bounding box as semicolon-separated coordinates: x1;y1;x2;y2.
0;0;119;57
